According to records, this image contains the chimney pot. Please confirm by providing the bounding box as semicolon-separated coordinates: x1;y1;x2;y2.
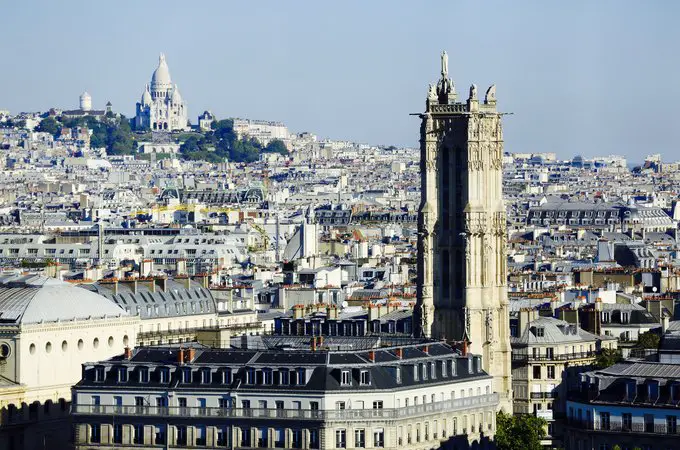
178;347;185;365
124;346;132;359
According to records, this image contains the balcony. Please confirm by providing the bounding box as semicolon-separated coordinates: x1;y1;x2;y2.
512;351;598;362
566;419;679;435
72;393;499;422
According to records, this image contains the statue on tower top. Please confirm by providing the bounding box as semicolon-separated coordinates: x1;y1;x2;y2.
435;50;455;104
441;50;448;78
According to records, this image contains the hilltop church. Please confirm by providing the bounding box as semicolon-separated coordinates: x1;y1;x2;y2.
135;53;189;132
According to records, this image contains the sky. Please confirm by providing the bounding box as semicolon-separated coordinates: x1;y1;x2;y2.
1;1;679;161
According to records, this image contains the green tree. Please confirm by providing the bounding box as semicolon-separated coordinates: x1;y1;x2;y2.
180;135;202;154
594;348;623;369
636;331;660;349
36;116;60;135
495;412;546;450
264;139;289;155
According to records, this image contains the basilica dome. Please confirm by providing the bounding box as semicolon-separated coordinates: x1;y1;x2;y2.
151;53;172;89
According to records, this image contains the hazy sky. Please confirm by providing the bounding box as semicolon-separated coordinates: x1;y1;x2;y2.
1;1;679;160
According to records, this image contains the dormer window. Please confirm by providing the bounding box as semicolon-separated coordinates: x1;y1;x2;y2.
396;366;402;384
413;365;419;381
181;368;192;384
159;368;170;383
450;360;457;376
467;358;473;374
360;370;370;386
117;367;128;383
222;368;232;385
94;366;105;382
536;327;545;337
246;368;256;385
139;367;149;383
340;370;351;386
201;368;211;384
421;364;428;381
441;361;447;378
648;381;659;402
296;368;306;385
625;380;636;402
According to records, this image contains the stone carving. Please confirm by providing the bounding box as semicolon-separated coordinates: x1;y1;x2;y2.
486;309;494;343
484;85;496;104
428;84;437;99
441;50;449;77
469;84;478;101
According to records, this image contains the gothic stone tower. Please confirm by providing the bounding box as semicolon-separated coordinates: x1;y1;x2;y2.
414;51;512;410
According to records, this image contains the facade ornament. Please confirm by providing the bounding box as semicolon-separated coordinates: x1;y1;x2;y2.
469;84;478;101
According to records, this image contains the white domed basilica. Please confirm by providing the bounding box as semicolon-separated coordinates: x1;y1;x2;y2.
134;53;188;131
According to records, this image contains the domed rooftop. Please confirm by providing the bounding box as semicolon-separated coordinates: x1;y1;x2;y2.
80;91;91;100
151;53;172;89
0;273;127;325
141;86;152;105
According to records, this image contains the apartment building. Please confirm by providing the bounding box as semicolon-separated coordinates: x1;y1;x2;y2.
71;340;499;449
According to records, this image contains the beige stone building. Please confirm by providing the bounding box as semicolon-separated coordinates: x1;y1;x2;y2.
414;51;512;411
510;308;617;448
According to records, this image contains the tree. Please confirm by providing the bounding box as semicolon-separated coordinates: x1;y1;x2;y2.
495;412;546;450
594;348;623;369
636;331;660;349
36;116;59;136
264;139;289;155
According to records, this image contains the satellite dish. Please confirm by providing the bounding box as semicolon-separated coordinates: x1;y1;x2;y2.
341;301;348;309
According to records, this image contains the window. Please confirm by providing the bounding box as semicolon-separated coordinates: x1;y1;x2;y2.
421;364;427;380
219;398;231;409
160;367;169;383
113;424;123;444
533;366;541;379
622;413;632;431
291;429;302;449
441;360;447;377
177;425;187;446
536;327;545;337
310;429;320;449
201;368;211;384
181;368;191;383
155;425;166;445
222;368;232;384
90;424;101;443
600;412;610;430
241;400;251;410
668;415;677;434
547;366;555;379
355;429;366;448
413;365;419;381
373;429;384;448
310;401;319;410
259;400;268;410
336;401;346;410
94;366;105;382
216;427;229;446
133;424;144;444
341;370;351;386
196;426;206;446
360;370;370;385
139;367;149;383
373;401;383;409
336;429;346;448
645;414;654;433
274;428;285;447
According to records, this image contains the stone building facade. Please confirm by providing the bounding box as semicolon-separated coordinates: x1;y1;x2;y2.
414;51;512;411
135;54;188;132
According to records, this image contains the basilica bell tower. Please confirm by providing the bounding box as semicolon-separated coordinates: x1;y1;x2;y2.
414;51;512;410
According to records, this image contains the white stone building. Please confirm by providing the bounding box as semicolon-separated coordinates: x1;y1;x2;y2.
135;54;189;132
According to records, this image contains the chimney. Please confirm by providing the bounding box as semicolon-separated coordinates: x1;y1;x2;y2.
124;346;132;360
311;337;317;352
318;336;324;348
177;347;185;365
175;258;188;276
326;304;338;320
140;259;153;277
368;350;375;362
462;340;468;357
422;345;429;355
293;305;304;320
662;313;670;334
185;347;196;364
154;276;167;292
395;347;403;359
